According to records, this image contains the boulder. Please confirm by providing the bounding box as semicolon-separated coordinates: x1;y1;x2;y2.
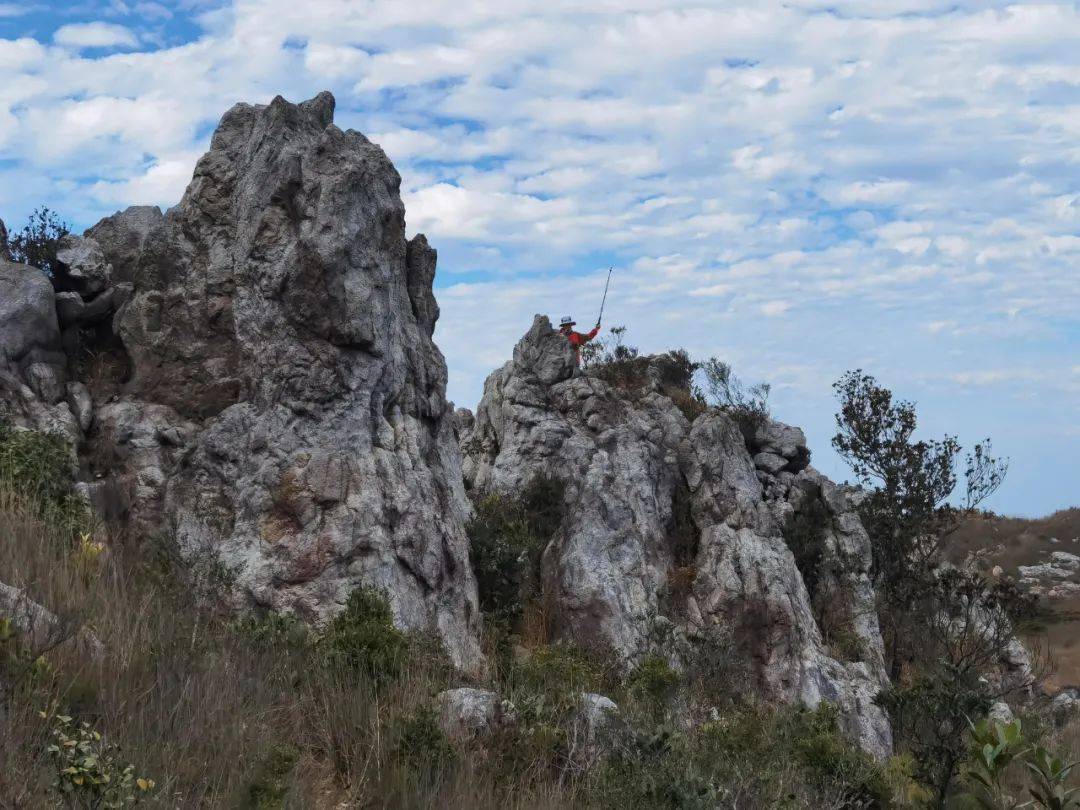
462;316;892;757
434;688;517;741
571;693;619;766
988;701;1014;724
0;261;75;437
85;205;164;286
0;261;62;369
83;92;481;670
55;235;112;295
0;580;103;660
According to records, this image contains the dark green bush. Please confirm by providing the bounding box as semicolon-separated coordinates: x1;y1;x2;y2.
233;611;310;651
320;586;407;683
467;476;565;623
0;421;85;532
241;743;299;810
782;497;831;598
395;707;455;770
783;704;892;807
626;654;682;713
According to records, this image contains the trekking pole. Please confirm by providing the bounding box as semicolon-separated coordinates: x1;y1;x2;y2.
596;266;613;326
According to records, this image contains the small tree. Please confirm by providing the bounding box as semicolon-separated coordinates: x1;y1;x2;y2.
832;371;1017;805
7;207;71;280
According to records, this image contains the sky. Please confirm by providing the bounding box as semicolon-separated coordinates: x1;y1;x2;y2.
0;1;1077;517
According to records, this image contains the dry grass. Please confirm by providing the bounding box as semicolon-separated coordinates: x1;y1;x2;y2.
0;486;588;808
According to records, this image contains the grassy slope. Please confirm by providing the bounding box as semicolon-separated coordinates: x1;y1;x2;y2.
948;508;1080;690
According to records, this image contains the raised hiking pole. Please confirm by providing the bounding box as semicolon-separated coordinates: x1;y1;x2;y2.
596;266;613;328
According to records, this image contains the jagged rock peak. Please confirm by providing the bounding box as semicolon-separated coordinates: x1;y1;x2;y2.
461;314;892;757
0;92;482;671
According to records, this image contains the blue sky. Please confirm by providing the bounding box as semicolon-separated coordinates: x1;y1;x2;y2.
0;0;1077;517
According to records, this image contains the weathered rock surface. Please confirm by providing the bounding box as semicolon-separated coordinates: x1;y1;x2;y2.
434;688;517;741
55;235;112;295
0;261;79;440
0;218;9;260
461;315;892;757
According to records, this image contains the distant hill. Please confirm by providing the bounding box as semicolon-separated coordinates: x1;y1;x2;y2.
949;508;1080;689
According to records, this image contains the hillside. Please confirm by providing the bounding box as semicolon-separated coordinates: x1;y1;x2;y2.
948;509;1080;690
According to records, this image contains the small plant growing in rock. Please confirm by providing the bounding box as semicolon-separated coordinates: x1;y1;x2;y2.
699;358;771;439
43;711;155;807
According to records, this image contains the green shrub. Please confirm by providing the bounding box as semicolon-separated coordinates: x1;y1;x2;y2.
44;711;155;807
783;704;892;807
0;421;85;531
242;743;299;810
782;497;830;599
598;704;893;810
233;611;310;651
320;586;407;683
395;707;455;770
467;476;565;623
700;358;771;442
626;655;682;715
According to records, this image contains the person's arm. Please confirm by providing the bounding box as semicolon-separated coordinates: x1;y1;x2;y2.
585;325;600;341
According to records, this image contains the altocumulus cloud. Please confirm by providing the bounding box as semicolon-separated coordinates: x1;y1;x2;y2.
0;0;1077;515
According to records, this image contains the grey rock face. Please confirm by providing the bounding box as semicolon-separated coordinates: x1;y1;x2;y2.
84;205;164;286
0;261;77;439
0;218;9;260
83;92;481;669
434;688;517;741
463;315;891;757
55;235;112;295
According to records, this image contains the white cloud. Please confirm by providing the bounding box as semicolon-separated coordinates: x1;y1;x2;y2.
0;0;1078;514
54;22;139;50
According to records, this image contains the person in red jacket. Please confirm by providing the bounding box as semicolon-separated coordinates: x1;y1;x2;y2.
559;315;600;366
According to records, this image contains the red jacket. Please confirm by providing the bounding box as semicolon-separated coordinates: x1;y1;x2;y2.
563;326;599;364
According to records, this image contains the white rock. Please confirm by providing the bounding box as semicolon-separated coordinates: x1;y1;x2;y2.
434;688;516;742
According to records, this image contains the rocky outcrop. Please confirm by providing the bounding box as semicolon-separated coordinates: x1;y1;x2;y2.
0;218;9;260
461;315;892;757
0;93;483;671
0;261;79;441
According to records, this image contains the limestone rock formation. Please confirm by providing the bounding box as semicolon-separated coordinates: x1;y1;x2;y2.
0;93;482;670
461;315;892;757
